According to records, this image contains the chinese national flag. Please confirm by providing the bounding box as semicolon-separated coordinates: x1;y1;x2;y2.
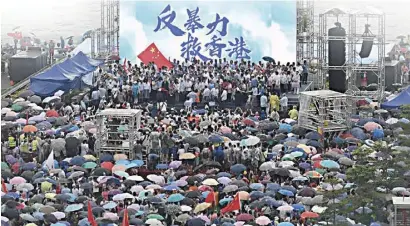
87;201;97;226
138;43;173;69
2;179;7;194
221;193;241;214
205;190;215;204
122;208;130;226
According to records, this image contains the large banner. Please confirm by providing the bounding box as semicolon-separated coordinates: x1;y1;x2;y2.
120;1;296;63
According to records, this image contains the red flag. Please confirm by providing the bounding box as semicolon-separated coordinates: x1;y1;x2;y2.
138;43;173;69
122;208;130;226
7;32;22;40
2;180;7;193
123;58;128;73
221;193;241;214
205;190;215;204
87;201;97;226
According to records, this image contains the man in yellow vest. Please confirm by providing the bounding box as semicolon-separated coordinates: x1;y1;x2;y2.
288;106;299;120
31;137;39;153
8;136;16;149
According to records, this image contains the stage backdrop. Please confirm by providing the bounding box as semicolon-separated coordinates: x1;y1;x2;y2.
120;1;296;64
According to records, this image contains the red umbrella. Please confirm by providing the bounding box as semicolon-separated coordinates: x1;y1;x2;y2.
46;110;59;117
242;118;256;126
301;211;320;219
101;162;114;171
236;213;254;221
312;160;322;169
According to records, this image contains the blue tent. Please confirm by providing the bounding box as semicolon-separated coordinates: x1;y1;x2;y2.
381;87;410;109
30;51;103;97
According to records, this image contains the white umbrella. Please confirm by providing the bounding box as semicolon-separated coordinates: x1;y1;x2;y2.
202;178;219;186
1;108;11;114
259;162;275;171
277;205;293;212
311;205;327;213
240;136;260;146
43;96;60;103
128;175;144;182
386;118;399;124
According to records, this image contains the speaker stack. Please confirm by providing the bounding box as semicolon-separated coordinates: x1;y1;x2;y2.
328;24;347;93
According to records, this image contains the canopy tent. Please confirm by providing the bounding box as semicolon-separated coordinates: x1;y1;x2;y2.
381;86;410;109
30;52;103;97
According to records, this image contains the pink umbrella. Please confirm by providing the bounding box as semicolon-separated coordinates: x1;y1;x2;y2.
174;180;188;187
196;214;210;223
180;176;189;181
15;118;27;125
219;126;232;134
364;122;381;132
235;222;246;226
169;161;182;169
10;176;26;185
128;204;140;211
255;216;271;225
103;212;119;221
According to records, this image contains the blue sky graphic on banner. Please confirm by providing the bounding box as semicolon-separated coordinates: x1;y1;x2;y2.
120;1;296;63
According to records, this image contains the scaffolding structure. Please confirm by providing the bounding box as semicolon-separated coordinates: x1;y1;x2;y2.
296;0;315;64
317;8;386;103
98;0;120;59
95;109;142;159
298;90;352;133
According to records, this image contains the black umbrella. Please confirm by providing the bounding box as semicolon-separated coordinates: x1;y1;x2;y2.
76;196;90;203
130;218;144;225
262;56;275;63
230;179;248;187
5;200;18;208
91;168;112;177
119;208;137;218
28;195;44;204
186;176;201;185
273;168;291;177
21;171;35;181
1;101;9;108
147;197;163;204
124;180;136;187
181;198;195;206
92;206;105;216
204;161;222;168
175;170;187;178
187;218;206;226
184;136;200;145
43;214;58;223
80;182;92;190
56;194;71;202
1;170;13;180
298;187;316;197
29;95;42;104
2;207;19;219
186;190;201;199
19;90;34;98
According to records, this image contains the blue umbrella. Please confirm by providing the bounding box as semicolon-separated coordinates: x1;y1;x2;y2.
202;191;210;198
249;183;264;190
33;211;44;220
306;140;321;148
163;185;180;191
292;204;305;211
298;162;311;169
279;123;292;133
156;164;168;170
216;172;231;178
372;128;384;140
55;221;70;226
139;181;152;187
100;154;113;162
115;160;130;166
67;125;79;132
131;160;144;167
4;192;19;199
278;189;294;196
278;223;294;226
219;197;233;205
305;131;321;140
167;193;185;202
400;118;410;124
281;185;297;194
320;160;340;169
22;162;37;170
103;202;117;209
266;183;281;192
51;223;66;226
350;127;366;140
64;204;84;212
262;56;275;62
70;156;86;166
209;134;224;143
125;163;139;169
230;164;246;174
249;191;264;199
106;178;121;186
135;210;145;216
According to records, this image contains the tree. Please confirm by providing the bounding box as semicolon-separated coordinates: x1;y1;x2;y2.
321;177;349;225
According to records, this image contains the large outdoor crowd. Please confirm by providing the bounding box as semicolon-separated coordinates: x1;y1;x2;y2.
0;57;406;226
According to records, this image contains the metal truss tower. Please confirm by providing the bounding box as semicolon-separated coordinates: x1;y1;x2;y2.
296;0;315;63
317;8;386;103
99;0;120;58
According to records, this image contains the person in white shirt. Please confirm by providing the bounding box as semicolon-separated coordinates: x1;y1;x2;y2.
260;93;268;113
221;89;228;102
280;94;288;113
202;86;211;102
211;86;219;101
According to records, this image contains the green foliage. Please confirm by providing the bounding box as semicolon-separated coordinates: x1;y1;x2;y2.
400;104;410;119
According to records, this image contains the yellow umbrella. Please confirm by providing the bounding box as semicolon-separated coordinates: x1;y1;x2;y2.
202;178;219;186
45;193;56;200
297;144;311;154
83;155;97;161
114;153;128;161
25;224;37;226
194;203;211;213
237;191;250;200
179;153;196;160
222;136;231;143
41;182;52;193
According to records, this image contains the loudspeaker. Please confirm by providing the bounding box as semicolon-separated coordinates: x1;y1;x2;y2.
328;26;347;93
359;40;373;58
329;70;347;93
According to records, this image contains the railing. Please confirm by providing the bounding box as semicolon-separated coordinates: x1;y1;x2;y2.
1;58;64;98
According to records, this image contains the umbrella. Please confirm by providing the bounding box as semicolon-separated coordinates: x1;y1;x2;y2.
364;122;381;132
208;134;224;143
320;160;340;169
167;193;185;202
193;203;211;213
262;56;275;63
278;189;294;196
223;185;239;193
301;211;320;219
23;125;38;133
10;176;26;185
179;153;196;160
240;136;260;146
19;90;34;98
338;157;354;166
230;164;246;174
176;213;192;223
255;216;271;225
202;178;219;186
